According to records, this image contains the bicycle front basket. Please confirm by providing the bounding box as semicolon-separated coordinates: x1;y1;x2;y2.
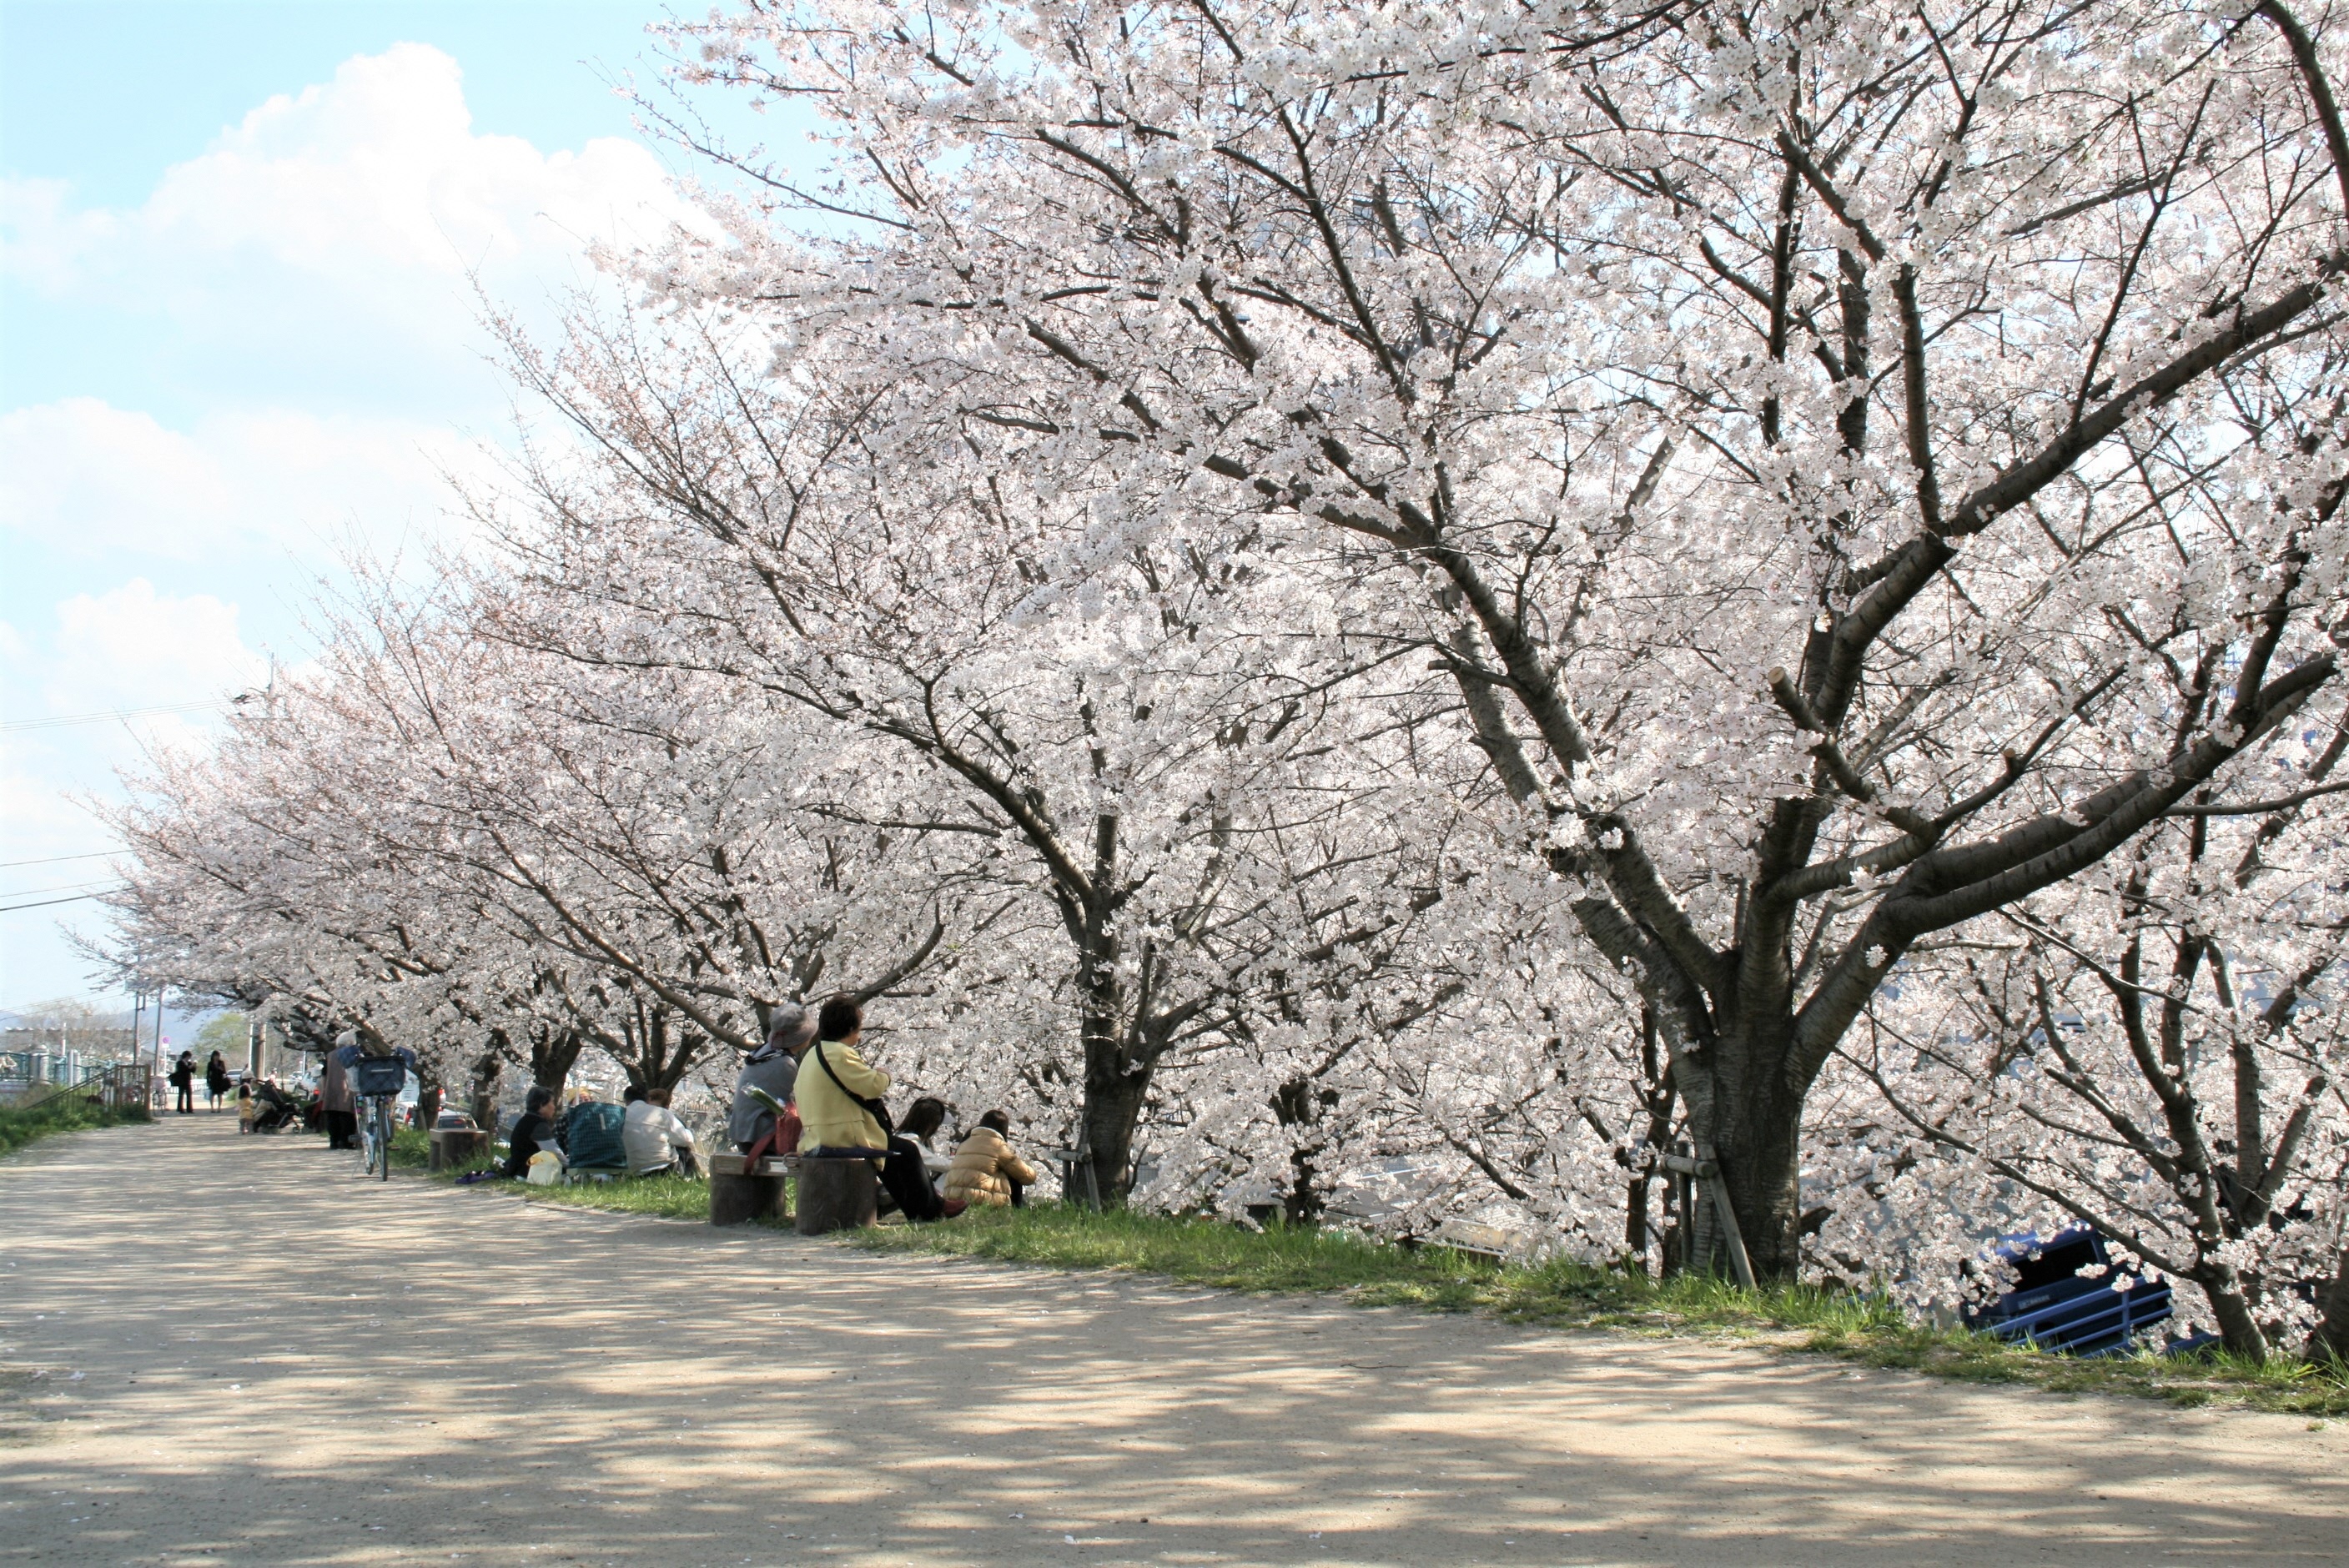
353;1056;407;1097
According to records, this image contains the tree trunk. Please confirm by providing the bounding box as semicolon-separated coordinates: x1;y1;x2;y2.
1070;852;1152;1204
2311;1244;2349;1364
1708;1073;1807;1282
613;1004;707;1098
467;1048;503;1133
1626;1020;1673;1273
1074;1063;1150;1207
2196;1263;2272;1362
531;1028;585;1096
1272;1076;1332;1226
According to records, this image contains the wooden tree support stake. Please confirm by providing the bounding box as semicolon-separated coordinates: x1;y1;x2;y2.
1661;1143;1758;1289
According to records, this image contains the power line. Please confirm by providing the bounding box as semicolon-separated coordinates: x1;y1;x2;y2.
0;889;115;914
0;850;121;869
0;701;232;734
0;877;123;899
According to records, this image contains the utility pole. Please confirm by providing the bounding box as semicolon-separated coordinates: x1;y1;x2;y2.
129;989;146;1101
148;986;165;1109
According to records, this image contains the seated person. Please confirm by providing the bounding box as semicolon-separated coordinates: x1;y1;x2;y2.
795;995;962;1223
730;1004;812;1154
944;1110;1040;1209
897;1096;956;1184
557;1096;629;1171
500;1086;561;1179
622;1085;700;1177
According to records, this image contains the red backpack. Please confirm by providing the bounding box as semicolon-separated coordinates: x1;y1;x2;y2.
742;1100;801;1165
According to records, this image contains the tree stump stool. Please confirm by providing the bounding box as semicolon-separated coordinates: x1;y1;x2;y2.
708;1153;789;1226
795;1155;878;1234
428;1128;490;1171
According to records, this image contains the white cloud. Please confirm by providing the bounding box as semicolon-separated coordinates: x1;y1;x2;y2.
0;43;699;561
48;579;269;711
0;41;697;1002
4;42;698;321
0;396;495;559
0;581;266;963
2;401;233;555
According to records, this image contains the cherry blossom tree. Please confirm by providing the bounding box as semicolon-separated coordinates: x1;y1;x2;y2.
1836;747;2349;1358
651;0;2349;1284
93;0;2349;1361
475;298;1527;1201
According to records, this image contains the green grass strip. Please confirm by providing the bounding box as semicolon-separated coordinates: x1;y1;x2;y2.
404;1132;716;1219
426;1164;2348;1419
0;1094;152;1160
509;1173;715;1219
850;1204;2349;1417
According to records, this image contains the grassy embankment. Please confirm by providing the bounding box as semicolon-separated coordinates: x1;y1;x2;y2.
855;1204;2348;1417
414;1140;2347;1417
0;1093;151;1160
394;1125;713;1217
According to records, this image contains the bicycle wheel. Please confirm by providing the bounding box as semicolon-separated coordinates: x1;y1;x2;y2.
372;1098;393;1180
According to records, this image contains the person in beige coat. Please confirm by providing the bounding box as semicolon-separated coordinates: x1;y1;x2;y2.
797;995;960;1222
943;1110;1039;1208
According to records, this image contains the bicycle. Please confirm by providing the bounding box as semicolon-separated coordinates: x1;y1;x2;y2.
351;1054;407;1181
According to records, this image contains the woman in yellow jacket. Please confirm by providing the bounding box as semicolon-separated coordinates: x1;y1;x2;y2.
944;1110;1039;1207
797;995;960;1222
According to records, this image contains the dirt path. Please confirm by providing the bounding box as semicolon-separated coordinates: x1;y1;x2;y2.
2;1117;2343;1566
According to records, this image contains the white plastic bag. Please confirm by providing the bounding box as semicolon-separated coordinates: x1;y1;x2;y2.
526;1149;566;1185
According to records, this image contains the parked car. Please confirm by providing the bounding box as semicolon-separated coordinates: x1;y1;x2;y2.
1964;1227;2173;1355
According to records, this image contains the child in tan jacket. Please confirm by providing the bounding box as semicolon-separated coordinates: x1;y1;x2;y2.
943;1110;1039;1207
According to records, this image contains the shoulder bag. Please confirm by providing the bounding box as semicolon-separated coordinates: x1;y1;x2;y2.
812;1043;894;1138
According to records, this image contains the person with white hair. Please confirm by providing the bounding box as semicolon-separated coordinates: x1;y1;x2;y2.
729;1003;814;1155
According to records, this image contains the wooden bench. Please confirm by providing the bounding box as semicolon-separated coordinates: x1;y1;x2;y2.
794;1153;878;1235
707;1150;885;1232
709;1152;796;1226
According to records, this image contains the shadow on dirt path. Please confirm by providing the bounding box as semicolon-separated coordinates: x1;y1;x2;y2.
2;1115;2343;1565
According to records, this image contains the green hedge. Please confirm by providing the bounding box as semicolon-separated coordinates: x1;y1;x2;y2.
0;1095;152;1160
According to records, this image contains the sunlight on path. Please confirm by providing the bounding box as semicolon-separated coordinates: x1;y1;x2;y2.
2;1117;2343;1565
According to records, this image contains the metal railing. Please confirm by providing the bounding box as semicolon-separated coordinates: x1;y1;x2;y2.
3;1061;151;1113
1981;1275;2175;1357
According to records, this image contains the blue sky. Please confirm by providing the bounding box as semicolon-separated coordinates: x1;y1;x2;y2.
1;2;808;1006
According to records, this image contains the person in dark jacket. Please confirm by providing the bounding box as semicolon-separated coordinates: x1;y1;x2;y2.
169;1052;196;1114
897;1096;954;1193
320;1046;357;1148
500;1086;561;1179
204;1051;232;1111
729;1003;813;1153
